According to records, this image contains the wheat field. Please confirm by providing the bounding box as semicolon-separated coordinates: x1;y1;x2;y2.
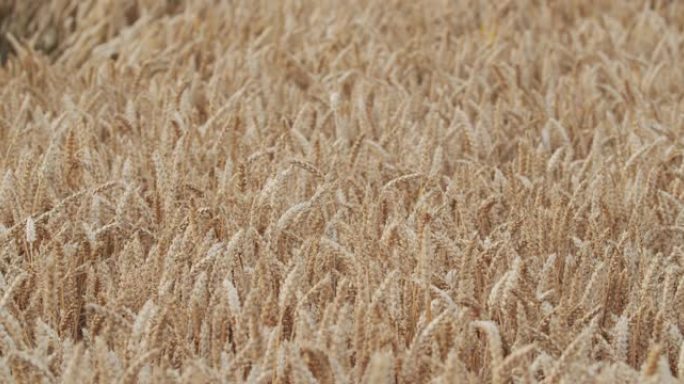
1;0;684;383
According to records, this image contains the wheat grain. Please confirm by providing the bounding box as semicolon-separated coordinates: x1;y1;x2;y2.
0;0;682;382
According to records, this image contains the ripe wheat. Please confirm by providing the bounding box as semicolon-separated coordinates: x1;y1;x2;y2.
0;0;684;383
